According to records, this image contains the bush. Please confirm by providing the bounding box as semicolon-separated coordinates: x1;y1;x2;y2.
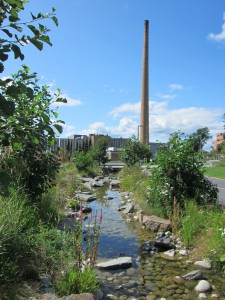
148;132;218;218
74;151;94;171
120;135;151;166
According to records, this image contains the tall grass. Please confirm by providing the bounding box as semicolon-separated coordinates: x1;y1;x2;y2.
119;166;152;214
55;267;99;296
0;186;74;286
181;200;225;271
181;201;206;247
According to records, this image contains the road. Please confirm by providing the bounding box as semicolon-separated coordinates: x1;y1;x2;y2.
207;177;225;205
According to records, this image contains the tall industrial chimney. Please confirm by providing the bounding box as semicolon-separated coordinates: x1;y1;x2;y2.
139;20;149;145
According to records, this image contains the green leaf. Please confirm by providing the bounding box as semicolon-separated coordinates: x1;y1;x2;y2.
1;29;13;38
27;87;34;99
0;62;4;73
10;23;23;32
29;38;43;50
51;16;58;26
56;97;67;103
27;24;40;36
0;52;8;62
53;124;63;134
18;82;27;93
11;44;24;60
6;85;19;95
0;94;15;117
39;35;52;46
30;12;37;20
57;120;65;124
52;111;58;118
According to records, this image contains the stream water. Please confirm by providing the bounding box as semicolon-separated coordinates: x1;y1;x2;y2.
82;188;225;300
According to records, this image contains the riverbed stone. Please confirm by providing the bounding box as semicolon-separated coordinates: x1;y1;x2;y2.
194;260;212;270
90;180;104;188
195;280;211;292
182;270;205;280
110;180;121;189
163;249;176;257
105;294;118;300
122;203;135;214
199;293;207;299
179;249;188;256
75;193;97;202
142;215;171;232
96;257;132;270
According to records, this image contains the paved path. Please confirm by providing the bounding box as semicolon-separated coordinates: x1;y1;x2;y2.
207;177;225;205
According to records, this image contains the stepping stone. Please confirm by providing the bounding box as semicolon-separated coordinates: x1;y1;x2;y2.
96;257;132;270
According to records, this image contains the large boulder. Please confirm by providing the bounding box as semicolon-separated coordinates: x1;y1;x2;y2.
96;257;132;270
182;270;206;280
122;203;135;214
136;212;171;232
110;180;121;189
75;193;97;202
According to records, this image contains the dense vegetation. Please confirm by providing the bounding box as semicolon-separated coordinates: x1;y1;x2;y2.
119;124;225;274
0;2;100;298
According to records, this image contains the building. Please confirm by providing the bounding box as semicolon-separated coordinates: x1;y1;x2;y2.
212;133;225;151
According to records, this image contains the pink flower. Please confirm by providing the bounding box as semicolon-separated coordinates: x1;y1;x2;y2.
99;209;103;223
79;205;83;221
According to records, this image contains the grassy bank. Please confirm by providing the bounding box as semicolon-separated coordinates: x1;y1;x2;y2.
205;164;225;179
0;163;101;299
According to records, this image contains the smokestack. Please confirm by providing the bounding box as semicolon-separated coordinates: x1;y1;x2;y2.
139;20;149;145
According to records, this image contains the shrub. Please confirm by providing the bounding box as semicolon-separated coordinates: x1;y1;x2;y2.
120;135;151;166
74;151;94;171
148;132;218;218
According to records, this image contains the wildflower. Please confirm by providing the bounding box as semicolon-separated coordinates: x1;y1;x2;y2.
79;203;83;221
99;209;103;223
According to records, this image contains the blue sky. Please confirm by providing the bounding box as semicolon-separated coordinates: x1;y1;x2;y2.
2;0;225;149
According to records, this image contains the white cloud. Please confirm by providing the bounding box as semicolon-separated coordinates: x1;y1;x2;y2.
169;83;184;91
81;117;138;138
103;85;130;94
208;13;225;42
60;99;223;151
61;123;76;137
84;100;223;145
158;94;177;100
52;94;82;107
109;102;140;118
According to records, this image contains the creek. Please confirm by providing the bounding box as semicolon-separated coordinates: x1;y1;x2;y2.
82;187;225;300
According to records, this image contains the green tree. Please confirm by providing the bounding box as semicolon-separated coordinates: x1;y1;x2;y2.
0;0;58;117
0;66;66;199
120;135;151;166
189;127;211;152
91;137;109;165
74;151;94;171
149;131;218;218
